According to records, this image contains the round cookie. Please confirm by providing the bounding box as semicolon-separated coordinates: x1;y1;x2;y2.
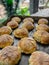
29;51;49;65
0;34;13;48
18;37;37;54
33;30;49;44
23;18;34;23
7;20;18;29
0;46;21;65
22;21;34;31
38;18;48;24
36;24;49;32
12;17;21;23
0;26;12;35
13;28;28;38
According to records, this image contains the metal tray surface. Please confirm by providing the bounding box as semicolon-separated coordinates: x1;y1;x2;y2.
3;16;49;65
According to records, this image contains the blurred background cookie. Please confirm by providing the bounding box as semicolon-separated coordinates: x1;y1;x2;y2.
29;51;49;65
38;18;48;25
0;46;21;65
33;30;49;44
22;21;34;31
7;20;18;29
0;26;12;35
0;4;7;20
23;18;34;23
36;24;49;32
18;37;37;54
13;28;28;38
0;34;13;48
12;17;21;23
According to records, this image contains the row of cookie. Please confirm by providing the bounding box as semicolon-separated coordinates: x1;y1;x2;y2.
2;17;48;37
0;26;28;38
12;17;34;38
0;34;37;65
7;17;49;33
0;18;49;65
0;46;49;65
33;18;49;44
0;18;49;49
0;24;37;65
0;17;34;39
0;18;49;45
36;18;49;32
0;17;37;53
1;17;21;35
7;17;34;32
7;17;49;30
5;18;49;65
0;25;29;48
0;26;37;65
0;32;37;53
0;21;37;55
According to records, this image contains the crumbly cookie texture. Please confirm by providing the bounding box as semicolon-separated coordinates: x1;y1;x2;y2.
23;18;34;23
13;28;28;38
0;46;21;65
36;24;49;32
33;30;49;44
12;17;21;23
7;20;18;29
29;51;49;65
0;34;13;48
18;37;37;54
38;18;48;24
0;26;12;35
22;21;34;31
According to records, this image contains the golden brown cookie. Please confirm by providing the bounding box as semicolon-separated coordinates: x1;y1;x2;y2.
0;26;12;35
33;30;49;44
23;18;34;23
22;21;34;31
0;46;21;65
12;17;21;23
0;34;13;48
38;18;48;24
18;37;37;54
13;28;28;38
7;20;18;29
29;51;49;65
36;24;49;32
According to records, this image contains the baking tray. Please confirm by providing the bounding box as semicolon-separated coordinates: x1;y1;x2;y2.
3;16;49;65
